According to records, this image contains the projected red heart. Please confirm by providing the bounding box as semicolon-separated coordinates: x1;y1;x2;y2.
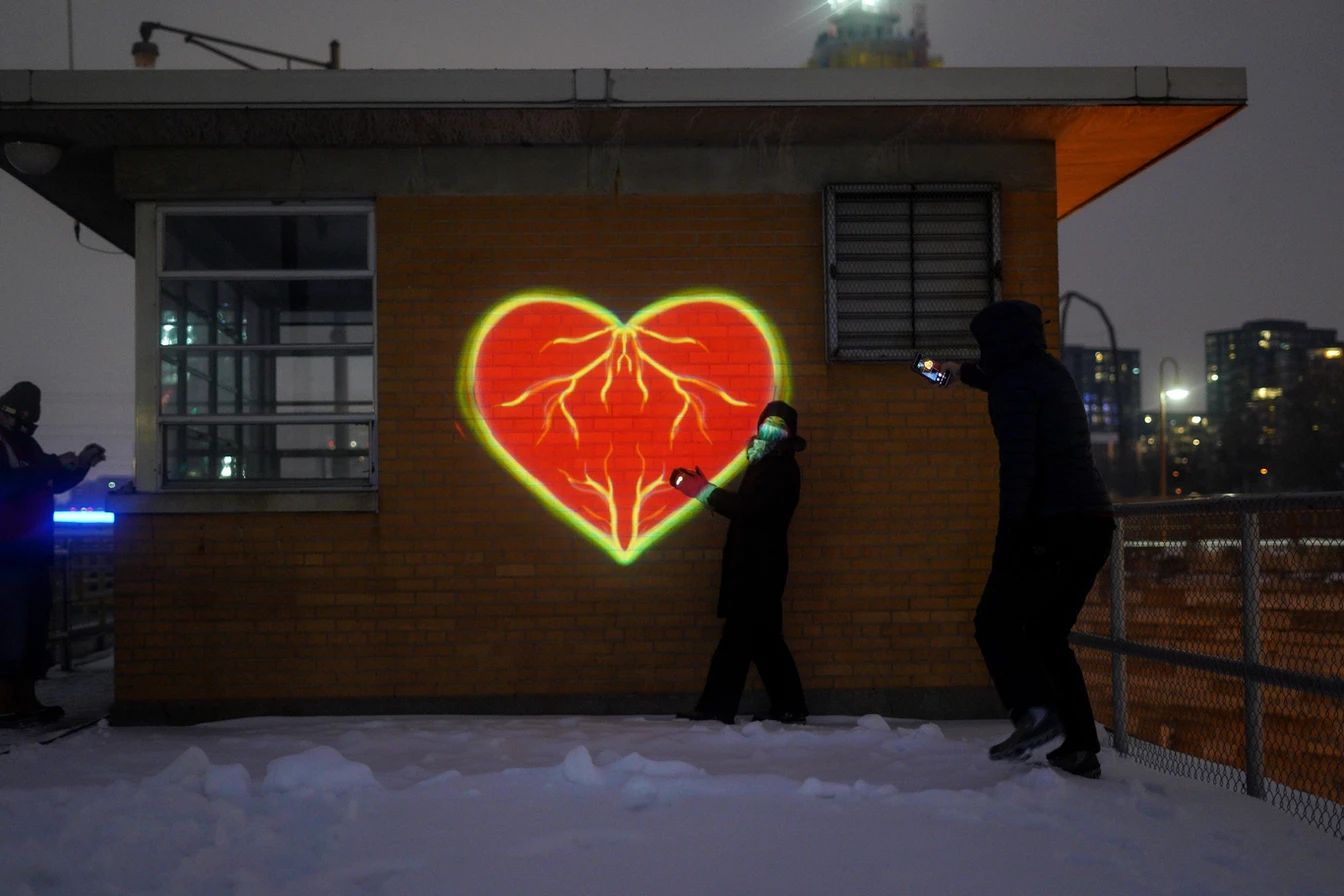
460;292;789;564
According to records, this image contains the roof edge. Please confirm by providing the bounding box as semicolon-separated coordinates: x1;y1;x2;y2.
0;66;1246;110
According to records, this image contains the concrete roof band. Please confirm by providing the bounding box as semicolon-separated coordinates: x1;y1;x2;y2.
0;66;1245;107
0;66;1246;251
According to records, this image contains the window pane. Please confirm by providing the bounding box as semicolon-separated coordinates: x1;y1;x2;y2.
164;213;368;271
159;348;373;416
159;280;372;346
163;423;372;483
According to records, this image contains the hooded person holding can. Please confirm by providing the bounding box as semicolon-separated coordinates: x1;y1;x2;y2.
934;301;1114;778
670;400;809;725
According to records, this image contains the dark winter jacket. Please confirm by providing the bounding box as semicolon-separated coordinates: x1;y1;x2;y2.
959;301;1112;529
705;436;806;619
0;427;87;565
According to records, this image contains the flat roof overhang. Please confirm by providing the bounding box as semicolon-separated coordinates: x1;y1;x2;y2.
0;66;1245;253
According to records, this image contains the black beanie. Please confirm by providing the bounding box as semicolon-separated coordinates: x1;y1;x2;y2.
0;381;40;422
758;400;798;436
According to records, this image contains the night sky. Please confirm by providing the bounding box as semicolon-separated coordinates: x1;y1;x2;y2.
3;0;1341;474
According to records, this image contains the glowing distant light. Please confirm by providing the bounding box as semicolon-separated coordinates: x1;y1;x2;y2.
107;481;116;488
1165;388;1189;401
830;0;886;10
1191;415;1202;423
1131;367;1139;375
1192;439;1201;446
1210;374;1219;381
1144;415;1152;424
1260;468;1269;475
1326;348;1342;359
54;511;114;524
349;440;358;448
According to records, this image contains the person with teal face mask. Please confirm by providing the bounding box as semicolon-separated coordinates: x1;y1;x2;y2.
670;401;809;725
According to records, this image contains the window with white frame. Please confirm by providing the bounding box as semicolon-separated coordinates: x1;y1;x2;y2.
823;184;1000;363
156;204;375;488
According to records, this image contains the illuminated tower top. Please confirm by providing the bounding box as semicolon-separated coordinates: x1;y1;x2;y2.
808;0;943;69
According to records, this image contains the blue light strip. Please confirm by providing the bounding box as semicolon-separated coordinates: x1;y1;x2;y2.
53;511;115;524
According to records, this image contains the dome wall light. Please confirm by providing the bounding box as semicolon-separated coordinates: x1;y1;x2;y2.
3;141;63;176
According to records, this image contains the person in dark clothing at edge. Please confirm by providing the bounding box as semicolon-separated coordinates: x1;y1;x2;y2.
935;301;1115;779
669;400;809;725
0;381;105;726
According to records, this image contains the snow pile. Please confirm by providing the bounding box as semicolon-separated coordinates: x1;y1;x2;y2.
1;715;1341;895
261;744;377;794
856;712;891;731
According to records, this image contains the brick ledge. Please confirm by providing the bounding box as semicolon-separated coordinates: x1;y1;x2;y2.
109;687;1002;726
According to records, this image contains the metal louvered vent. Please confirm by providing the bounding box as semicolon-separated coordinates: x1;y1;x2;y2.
824;184;1000;363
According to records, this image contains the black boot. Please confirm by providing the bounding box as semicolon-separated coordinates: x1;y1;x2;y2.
1047;747;1101;779
989;707;1062;761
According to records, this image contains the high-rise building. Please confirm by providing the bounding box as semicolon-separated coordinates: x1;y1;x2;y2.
1062;345;1142;437
1205;319;1338;419
1205;320;1340;492
1062;345;1142;494
808;0;943;69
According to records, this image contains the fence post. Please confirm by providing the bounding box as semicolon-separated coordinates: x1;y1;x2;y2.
60;545;73;672
1240;510;1265;799
1109;517;1128;756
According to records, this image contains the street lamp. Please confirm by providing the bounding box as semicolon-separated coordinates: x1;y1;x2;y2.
1060;290;1130;491
1158;356;1188;498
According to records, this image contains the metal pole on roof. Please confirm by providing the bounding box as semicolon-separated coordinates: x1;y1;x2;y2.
132;22;341;70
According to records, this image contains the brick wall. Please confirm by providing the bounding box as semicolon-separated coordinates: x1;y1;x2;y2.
113;190;1059;717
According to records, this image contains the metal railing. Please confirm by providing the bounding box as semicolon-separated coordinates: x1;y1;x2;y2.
1071;492;1344;837
48;527;115;670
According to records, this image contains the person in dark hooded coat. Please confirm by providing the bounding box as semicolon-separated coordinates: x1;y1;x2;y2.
0;381;105;726
669;400;809;725
937;301;1114;779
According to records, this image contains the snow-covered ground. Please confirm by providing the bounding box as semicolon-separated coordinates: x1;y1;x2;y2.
1;713;1341;895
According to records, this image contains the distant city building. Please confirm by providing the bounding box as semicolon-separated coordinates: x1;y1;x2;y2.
1205;319;1337;419
1137;411;1213;496
1061;345;1141;437
808;0;943;69
1205;319;1341;492
1289;344;1344;490
1062;345;1142;495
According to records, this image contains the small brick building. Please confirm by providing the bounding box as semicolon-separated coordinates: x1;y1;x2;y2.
0;66;1244;722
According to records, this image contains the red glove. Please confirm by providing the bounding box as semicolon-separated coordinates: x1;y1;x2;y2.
670;466;709;499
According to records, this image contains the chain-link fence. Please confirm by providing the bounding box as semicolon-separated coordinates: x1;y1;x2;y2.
48;525;115;670
1071;492;1344;837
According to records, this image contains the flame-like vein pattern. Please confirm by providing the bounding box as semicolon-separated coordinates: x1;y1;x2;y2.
500;322;748;449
